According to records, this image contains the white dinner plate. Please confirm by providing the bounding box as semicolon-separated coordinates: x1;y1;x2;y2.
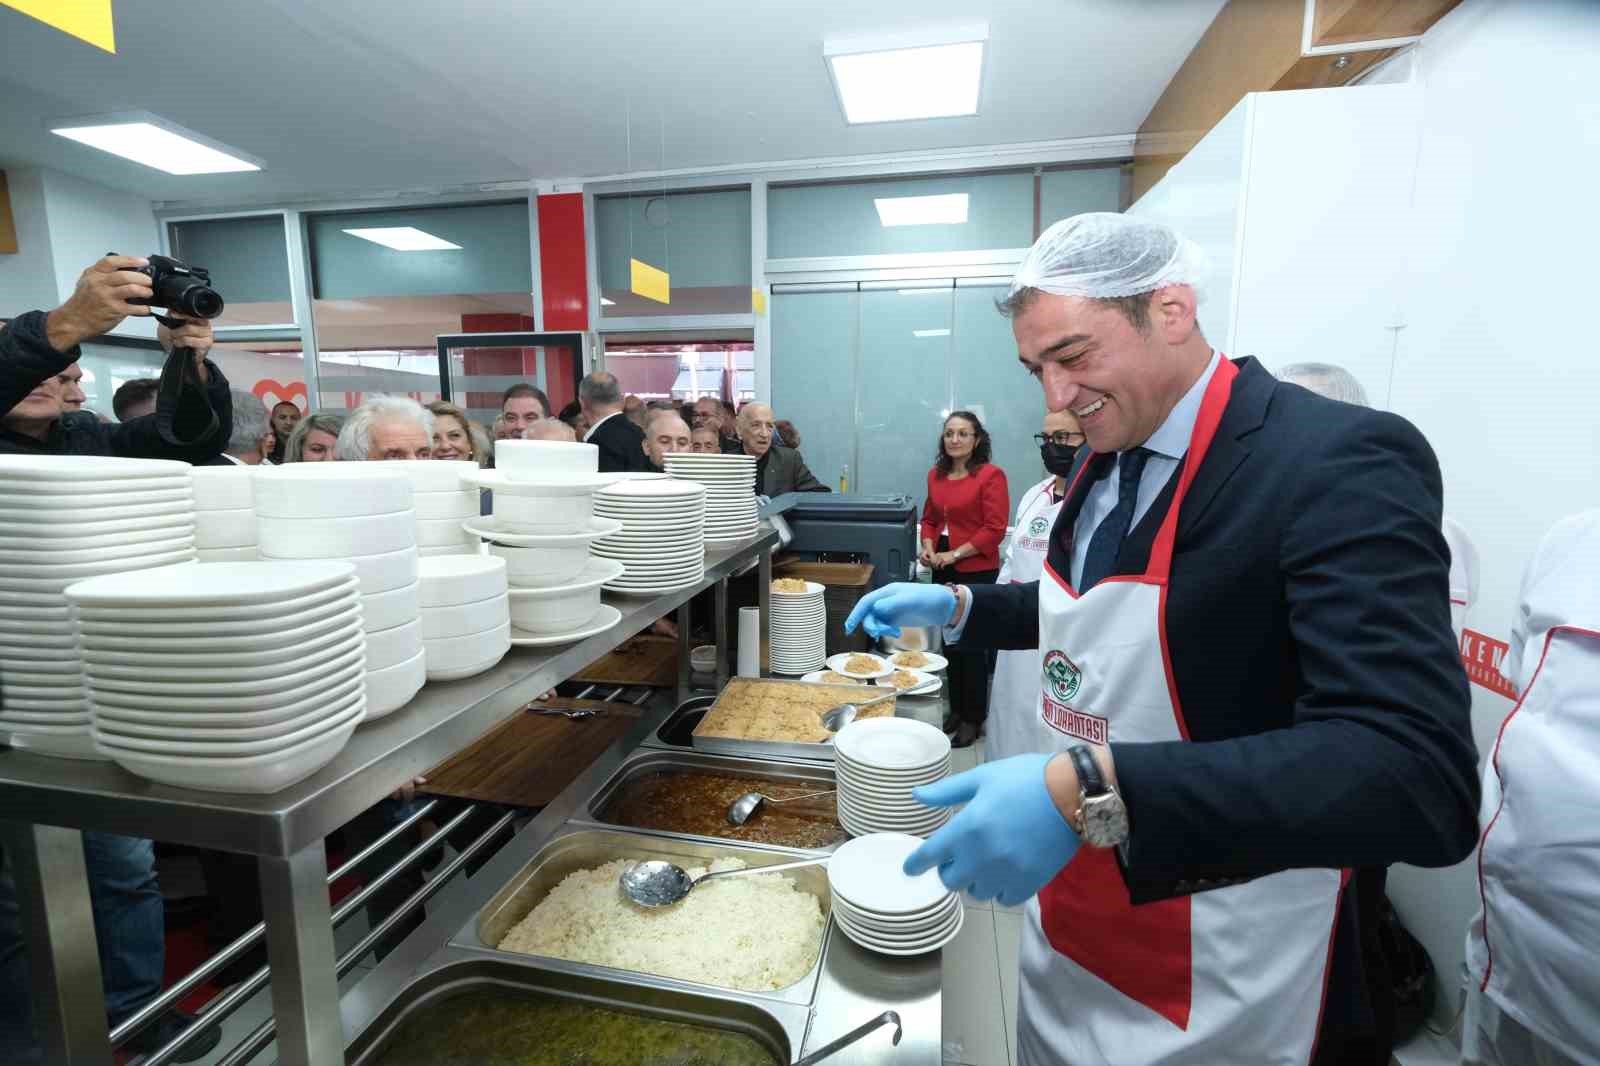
87;658;367;712
75;591;360;640
835;718;952;771
506;604;622;647
834;893;962;933
86;643;366;697
0;475;191;497
833;906;963;956
6;551;195;592
874;669;942;697
84;630;366;686
799;671;867;686
95;714;361;794
772;581;826;597
825;653;894;680
65;559;355;608
95;697;365;756
0;537;196;576
886;651;949;673
605;575;704;595
595;479;707;500
0;455;191;481
81;618;364;669
827;833;954;914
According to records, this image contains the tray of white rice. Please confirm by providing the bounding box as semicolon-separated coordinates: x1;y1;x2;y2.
468;829;832;1005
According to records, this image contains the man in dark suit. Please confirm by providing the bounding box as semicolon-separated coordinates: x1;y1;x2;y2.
578;371;649;473
735;401;829;495
845;213;1477;1066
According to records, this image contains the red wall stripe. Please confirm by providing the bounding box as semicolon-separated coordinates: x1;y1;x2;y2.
537;193;589;331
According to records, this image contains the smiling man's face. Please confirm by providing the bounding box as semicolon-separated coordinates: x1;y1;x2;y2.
1012;289;1196;456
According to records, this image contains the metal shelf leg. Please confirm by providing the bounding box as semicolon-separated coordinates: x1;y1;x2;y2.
0;820;112;1066
257;843;343;1066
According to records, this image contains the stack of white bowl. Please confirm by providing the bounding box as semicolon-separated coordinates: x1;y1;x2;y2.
189;466;258;561
661;453;758;547
66;561;367;793
0;456;197;760
590;479;707;594
383;459;481;557
827;833;964;956
769;579;827;674
252;465;426;719
833;717;952;838
417;555;511;680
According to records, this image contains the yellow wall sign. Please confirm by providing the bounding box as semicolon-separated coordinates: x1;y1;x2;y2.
630;259;669;305
2;0;116;53
751;288;767;316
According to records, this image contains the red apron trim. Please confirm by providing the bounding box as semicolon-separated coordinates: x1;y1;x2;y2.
1474;624;1600;992
1305;869;1354;1066
1157;583;1191;741
1043;559;1078;598
1146;357;1238;578
1039;848;1193;1031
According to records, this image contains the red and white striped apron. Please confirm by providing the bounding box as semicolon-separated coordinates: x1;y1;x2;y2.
1016;357;1346;1065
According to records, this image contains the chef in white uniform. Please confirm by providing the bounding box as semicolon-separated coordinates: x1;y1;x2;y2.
986;407;1082;763
1463;508;1600;1066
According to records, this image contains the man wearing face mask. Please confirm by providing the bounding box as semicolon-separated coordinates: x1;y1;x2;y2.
985;408;1084;763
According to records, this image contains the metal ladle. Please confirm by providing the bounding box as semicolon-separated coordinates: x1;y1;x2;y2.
820;689;896;733
620;855;830;907
726;788;837;826
793;1010;903;1066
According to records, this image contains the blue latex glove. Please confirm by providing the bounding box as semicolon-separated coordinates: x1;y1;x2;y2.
904;753;1082;907
843;582;957;640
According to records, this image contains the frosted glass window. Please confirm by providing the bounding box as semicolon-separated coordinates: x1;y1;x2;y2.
168;216;291;327
1037;166;1125;232
952;285;1042;496
596;188;751;316
771;291;856;492
769;172;1033;258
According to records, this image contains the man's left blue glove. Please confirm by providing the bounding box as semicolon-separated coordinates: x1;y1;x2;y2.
843;582;957;640
903;753;1082;908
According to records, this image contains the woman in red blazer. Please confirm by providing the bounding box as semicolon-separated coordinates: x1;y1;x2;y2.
920;410;1010;747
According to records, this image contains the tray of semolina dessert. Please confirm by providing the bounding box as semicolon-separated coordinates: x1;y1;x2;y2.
690;676;896;761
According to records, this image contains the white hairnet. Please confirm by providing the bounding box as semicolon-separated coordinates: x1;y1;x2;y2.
1009;212;1207;301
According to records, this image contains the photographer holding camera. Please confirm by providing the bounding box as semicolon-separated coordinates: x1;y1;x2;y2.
1;254;232;459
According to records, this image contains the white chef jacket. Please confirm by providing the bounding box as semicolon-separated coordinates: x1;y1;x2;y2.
984;475;1065;763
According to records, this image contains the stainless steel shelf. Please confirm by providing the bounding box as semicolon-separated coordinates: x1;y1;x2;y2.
0;530;777;859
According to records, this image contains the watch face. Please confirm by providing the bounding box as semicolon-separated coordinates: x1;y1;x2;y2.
1081;793;1129;848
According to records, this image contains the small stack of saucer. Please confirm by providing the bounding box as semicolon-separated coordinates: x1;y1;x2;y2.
0;456;197;760
253;464;425;719
827;832;963;956
833;717;952;838
189;466;257;561
661;453;758;547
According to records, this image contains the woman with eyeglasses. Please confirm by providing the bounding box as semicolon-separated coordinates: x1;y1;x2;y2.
985;408;1086;763
919;410;1011;747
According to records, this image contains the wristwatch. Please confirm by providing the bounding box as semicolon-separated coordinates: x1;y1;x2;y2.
1067;745;1129;848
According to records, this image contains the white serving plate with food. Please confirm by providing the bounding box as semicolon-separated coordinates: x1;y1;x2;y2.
824;652;894;680
252;464;412;519
874;669;942;697
887;650;948;673
417;554;508;608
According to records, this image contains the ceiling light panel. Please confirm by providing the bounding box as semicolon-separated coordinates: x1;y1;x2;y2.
875;193;970;227
51;120;260;175
342;227;462;251
825;25;986;125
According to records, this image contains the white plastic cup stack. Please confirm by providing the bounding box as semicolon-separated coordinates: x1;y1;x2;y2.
0;455;198;760
417;555;511;680
188;466;258;561
381;459;482;557
252;464;426;719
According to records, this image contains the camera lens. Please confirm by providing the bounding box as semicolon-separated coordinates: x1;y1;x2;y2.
185;288;225;318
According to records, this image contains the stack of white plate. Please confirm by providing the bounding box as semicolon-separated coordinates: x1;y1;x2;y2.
253;465;425;719
417;555;511;681
0;456;197;760
769;579;826;674
65;561;366;793
827;833;963;956
382;460;481;556
591;479;706;594
661;453;758;547
833;717;952;838
189;466;257;561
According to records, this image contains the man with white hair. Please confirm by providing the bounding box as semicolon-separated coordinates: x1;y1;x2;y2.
335;395;433;461
736;402;827;495
523;417;576;443
846;213;1477;1065
214;389;274;465
1276;361;1370;407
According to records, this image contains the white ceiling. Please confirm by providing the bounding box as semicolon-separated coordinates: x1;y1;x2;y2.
0;0;1224;207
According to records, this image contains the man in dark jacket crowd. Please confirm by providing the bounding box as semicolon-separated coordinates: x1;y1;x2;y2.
1;254;231;460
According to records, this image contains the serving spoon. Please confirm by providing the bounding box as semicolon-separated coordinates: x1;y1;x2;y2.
619;855;829;907
819;689;895;733
726;788;836;826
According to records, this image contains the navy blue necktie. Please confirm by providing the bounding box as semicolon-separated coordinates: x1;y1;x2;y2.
1080;448;1152;591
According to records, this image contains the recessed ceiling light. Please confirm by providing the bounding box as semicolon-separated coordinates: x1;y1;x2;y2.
825;25;986;125
50;115;261;175
875;193;970;227
342;227;462;251
913;328;951;338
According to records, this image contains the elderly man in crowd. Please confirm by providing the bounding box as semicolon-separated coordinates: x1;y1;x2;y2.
214;390;275;465
642;408;692;473
496;382;550;440
579;371;650;473
336;395;433;461
690;422;722;454
524;417;576;442
0;255;231;1063
112;377;160;422
737;402;828;495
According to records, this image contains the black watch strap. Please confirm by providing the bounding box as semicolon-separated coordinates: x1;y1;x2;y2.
1069;745;1108;798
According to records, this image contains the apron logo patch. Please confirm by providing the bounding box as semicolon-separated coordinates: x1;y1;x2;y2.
1043;650;1082;703
1041;700;1109;745
1028;515;1050;536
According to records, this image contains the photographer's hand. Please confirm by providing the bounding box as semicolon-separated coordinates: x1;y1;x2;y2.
159;314;216;384
45;255;152;353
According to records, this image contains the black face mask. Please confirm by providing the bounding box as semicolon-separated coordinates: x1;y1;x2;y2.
1040;440;1079;478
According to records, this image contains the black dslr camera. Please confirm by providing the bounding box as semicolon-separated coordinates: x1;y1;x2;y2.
128;254;225;319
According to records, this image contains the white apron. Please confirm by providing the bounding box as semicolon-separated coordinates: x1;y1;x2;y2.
987;476;1065;763
1465;624;1600;1063
1016;357;1346;1066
